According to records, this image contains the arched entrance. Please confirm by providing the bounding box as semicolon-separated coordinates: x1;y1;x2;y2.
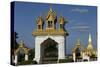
72;39;84;62
40;38;58;63
17;48;25;62
75;47;81;61
73;46;83;62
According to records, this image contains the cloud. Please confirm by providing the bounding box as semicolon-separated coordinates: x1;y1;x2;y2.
71;8;89;14
70;25;91;32
70;26;90;29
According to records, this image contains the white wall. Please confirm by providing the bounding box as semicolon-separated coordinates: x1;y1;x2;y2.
34;35;65;63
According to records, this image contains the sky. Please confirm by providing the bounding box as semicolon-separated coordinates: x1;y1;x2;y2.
13;1;97;54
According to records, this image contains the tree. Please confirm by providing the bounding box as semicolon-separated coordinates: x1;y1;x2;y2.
29;48;35;60
11;32;19;50
11;32;19;65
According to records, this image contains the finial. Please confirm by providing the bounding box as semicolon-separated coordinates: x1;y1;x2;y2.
50;5;52;12
59;13;64;24
89;33;92;42
87;33;93;50
20;40;23;44
19;40;24;47
37;15;43;23
39;13;42;17
76;38;80;45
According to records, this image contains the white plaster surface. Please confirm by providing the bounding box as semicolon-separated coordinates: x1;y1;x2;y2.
14;55;17;65
82;54;90;61
25;54;28;61
73;53;76;62
33;35;66;63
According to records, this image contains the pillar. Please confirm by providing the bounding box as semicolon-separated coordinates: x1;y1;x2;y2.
14;55;18;65
82;52;85;60
58;36;65;60
33;36;42;63
25;54;28;61
12;55;14;64
73;52;76;62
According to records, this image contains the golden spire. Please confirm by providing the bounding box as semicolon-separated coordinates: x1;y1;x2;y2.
87;33;93;50
37;16;43;24
89;33;92;42
46;6;56;21
59;15;64;24
50;6;53;12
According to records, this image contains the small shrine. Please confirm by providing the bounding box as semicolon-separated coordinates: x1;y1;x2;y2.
14;41;30;65
72;34;97;62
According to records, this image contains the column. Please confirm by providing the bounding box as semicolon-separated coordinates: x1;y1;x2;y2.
33;36;42;63
82;52;85;61
58;36;65;60
25;54;28;61
87;56;90;61
73;53;76;62
14;55;18;65
12;55;14;64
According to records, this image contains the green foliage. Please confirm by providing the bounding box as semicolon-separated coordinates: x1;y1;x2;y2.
59;58;74;63
59;59;67;63
17;48;35;65
66;58;74;62
18;60;37;65
18;53;25;62
29;48;35;60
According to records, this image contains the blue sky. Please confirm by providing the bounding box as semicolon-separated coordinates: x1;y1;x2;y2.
14;1;97;54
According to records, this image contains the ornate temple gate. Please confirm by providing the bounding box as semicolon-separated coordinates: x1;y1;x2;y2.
40;38;58;63
32;7;68;63
33;36;66;63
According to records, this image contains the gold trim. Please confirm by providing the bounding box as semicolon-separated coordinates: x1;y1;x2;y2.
32;30;68;36
14;41;30;55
